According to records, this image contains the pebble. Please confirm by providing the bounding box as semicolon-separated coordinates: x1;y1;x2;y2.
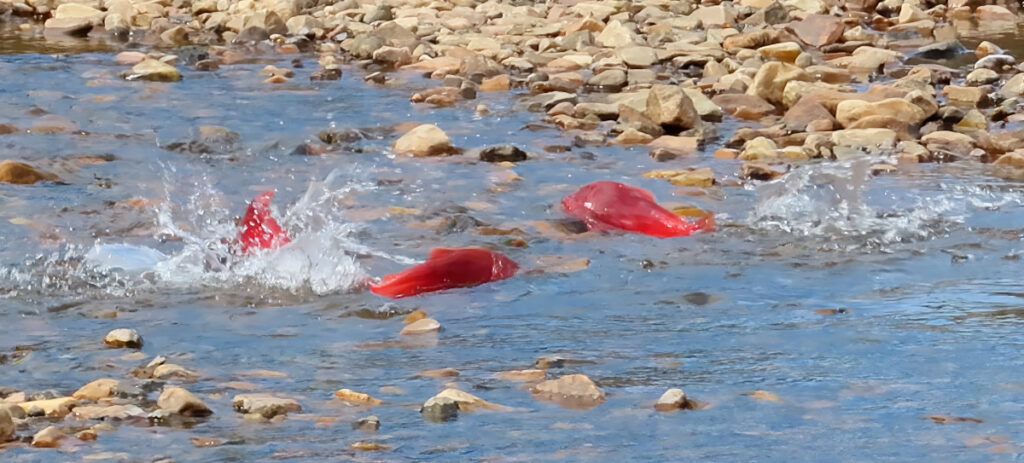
103;329;143;348
157;386;213;417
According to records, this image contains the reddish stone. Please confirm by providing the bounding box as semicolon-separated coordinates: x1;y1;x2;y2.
787;14;845;48
711;94;776;120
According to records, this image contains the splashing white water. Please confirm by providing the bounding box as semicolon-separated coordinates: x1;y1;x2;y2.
4;168;415;300
747;159;1024;248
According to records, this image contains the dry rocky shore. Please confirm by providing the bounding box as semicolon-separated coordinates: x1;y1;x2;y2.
2;0;1024;456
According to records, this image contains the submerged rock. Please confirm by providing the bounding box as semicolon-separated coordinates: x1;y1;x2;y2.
654;388;699;411
72;379;121;401
104;329;143;348
531;374;605;408
421;394;459;422
400;318;441;335
0;160;58;185
71;404;146;420
353;415;380;432
334;389;382;406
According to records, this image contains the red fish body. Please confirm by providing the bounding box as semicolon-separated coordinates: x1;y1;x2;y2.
238;191;291;254
369;248;519;298
561;181;713;238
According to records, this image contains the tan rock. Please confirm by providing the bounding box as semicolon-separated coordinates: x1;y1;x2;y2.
741;162;787;180
17;397;77;417
712;94;775;120
618;46;657;68
723;29;778;51
115;51;147;66
531;374;605;408
104;328;142;348
941;85;988;108
921;130;975;156
830;128;898;149
612;128;654;145
158;387;212;417
416;368;460;378
784;97;835;131
480;74;510;92
739;137;779;161
787;14;844;47
0;161;57;185
683;88;723;120
32;426;64;448
334;389;382;406
645;85;699;130
955;109;987;132
400;317;441;335
746;62;812;105
43;17;93;35
392;124;456;157
645;168;716;187
758;42;803;64
595;20;637;48
655;388;697;411
648;136;699;157
994;150;1024;169
829;46;902;73
72;379;120;401
690;4;737;27
121;59;181;82
496;369;546;382
976;5;1015;22
964;68;998;86
372;46;412;66
998;74;1024;99
152;363;198;380
835;98;927;128
897;3;927;24
976;41;1003;59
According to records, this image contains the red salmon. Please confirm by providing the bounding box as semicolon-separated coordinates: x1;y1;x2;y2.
561;181;713;238
238;190;291;254
369;248;519;298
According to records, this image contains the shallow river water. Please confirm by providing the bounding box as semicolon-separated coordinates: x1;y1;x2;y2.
2;28;1024;462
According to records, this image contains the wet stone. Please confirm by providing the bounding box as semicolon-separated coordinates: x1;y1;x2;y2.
157;387;212;417
531;374;605;409
421;395;458;422
232;394;301;419
71;404;146;420
103;329;142;348
400;317;441;335
392;124;456;157
654;388;698;411
353;415;380;432
121;59;181;82
72;379;121;401
480;145;527;163
0;160;58;185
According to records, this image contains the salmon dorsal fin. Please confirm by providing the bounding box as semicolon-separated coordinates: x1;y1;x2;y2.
428;248;462;260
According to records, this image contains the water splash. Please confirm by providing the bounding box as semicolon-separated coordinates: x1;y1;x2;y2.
2;168;414;301
747;159;1024;250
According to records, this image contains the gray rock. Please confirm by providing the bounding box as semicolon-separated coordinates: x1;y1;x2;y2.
421;395;458;422
588;69;627;90
363;5;393;23
232;394;301;419
353;415;380;432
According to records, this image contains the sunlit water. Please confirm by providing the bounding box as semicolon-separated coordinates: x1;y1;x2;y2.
2;30;1024;462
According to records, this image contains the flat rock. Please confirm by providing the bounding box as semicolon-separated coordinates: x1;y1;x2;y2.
595;20;637;48
158;387;212;417
232;394;301;419
618;46;657;68
531;374;605;409
334;389;382;406
17;397;77;417
496;369;546;382
648;135;699;157
121;59;181;82
43;17;93;36
0;160;58;185
71;404;146;420
784;97;835;131
104;328;142;348
392;124;456;156
835;98;927;128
